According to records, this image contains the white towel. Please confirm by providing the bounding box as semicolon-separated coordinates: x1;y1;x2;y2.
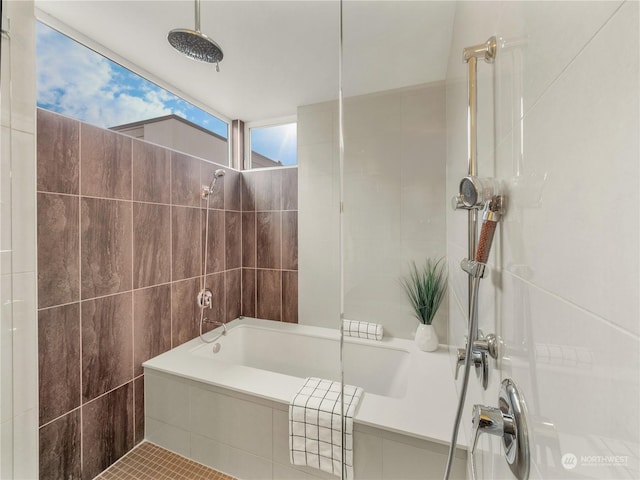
289;378;363;480
343;319;384;341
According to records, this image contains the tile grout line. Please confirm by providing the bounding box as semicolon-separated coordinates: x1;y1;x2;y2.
130;134;135;445
36;279;188;313
36;189;244;214
47;274;215;309
240;175;244;318
254;181;257;317
222;175;227;323
39;405;83;431
279;174;283;322
78;120;84;474
169;153;173;351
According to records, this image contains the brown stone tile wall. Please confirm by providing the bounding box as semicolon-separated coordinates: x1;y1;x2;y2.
37;109;298;479
36;109;240;479
241;167;298;323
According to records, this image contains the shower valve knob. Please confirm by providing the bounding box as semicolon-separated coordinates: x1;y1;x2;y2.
451;194;467;210
197;288;213;309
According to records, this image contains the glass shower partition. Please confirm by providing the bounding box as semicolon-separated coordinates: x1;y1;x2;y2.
338;2;454;478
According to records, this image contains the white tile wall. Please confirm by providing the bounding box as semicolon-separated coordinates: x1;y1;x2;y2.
10;129;36;275
0;417;12;479
298;103;341;332
11;271;37;417
0;274;13;426
446;1;639;479
2;0;36;135
0;127;11;276
12;408;38;480
0;0;38;477
298;83;448;341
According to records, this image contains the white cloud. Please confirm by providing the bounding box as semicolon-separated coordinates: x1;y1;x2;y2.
37;23;173;127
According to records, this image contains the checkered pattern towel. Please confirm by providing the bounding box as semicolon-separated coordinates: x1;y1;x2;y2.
289;378;363;479
343;319;384;341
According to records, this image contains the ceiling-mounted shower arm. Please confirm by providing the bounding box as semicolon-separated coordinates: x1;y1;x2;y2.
168;0;224;71
194;0;201;32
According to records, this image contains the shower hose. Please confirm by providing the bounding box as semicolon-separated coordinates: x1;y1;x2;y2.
199;176;224;344
443;274;481;480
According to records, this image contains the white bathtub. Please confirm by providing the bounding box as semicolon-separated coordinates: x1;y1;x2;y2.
143;317;464;448
190;320;410;398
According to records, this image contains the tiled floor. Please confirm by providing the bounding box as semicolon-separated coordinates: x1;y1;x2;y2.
94;441;236;480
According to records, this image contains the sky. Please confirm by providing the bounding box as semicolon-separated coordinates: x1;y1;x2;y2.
37;21;298;165
251;123;297;166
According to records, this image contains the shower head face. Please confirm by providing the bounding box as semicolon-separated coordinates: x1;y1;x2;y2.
459;176;500;208
168;29;224;64
214;169;226;178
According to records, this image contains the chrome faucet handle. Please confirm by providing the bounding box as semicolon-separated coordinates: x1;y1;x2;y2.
471;405;514;454
454;348;487;383
470;379;530;480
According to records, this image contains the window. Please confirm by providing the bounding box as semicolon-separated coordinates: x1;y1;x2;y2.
36;21;230;164
247;121;297;169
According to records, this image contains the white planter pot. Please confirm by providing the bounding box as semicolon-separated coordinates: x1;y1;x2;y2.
415;324;438;352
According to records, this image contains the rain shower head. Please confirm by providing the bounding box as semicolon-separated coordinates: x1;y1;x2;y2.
168;29;223;64
168;0;224;71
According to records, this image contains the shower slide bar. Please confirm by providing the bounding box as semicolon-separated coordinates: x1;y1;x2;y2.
453;36;497;312
446;35;530;480
445;36;499;480
452;36;501;388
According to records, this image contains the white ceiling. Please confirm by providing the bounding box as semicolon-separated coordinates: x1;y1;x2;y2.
35;1;455;122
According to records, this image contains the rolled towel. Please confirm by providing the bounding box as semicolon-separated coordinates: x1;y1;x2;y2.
342;319;384;341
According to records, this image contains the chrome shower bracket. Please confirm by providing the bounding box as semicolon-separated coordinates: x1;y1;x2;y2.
201;185;213;199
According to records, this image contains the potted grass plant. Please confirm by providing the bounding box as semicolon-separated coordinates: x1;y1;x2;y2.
401;257;447;352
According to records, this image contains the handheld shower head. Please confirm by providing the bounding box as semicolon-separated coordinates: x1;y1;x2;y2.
459;176;500;209
475;196;503;264
202;168;226;199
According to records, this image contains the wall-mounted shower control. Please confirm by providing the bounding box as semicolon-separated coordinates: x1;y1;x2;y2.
470;379;530;480
455;348;487;388
455;332;499;390
197;288;213;309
